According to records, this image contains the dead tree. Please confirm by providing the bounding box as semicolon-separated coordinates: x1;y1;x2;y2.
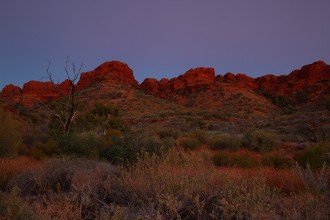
46;57;83;134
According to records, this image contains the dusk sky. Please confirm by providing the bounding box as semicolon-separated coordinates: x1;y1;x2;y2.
1;0;329;89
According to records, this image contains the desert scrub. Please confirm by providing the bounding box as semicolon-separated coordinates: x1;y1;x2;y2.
286;163;330;219
9;158;117;197
262;151;294;169
212;151;260;168
294;141;330;169
0;188;36;219
0;157;38;191
156;128;180;139
208;133;241;150
0;108;23;157
181;129;210;150
105;149;281;219
242;129;276;152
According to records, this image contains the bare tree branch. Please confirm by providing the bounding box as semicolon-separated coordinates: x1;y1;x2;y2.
43;57;84;134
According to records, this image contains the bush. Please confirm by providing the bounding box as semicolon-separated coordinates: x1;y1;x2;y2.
57;132;104;158
9;158;116;197
181;136;200;150
294;142;330;169
212;152;231;167
326;96;330;111
212;151;260;168
0;189;35;219
31;140;59;160
100;129;170;164
242;129;276;152
208;133;241;150
180;130;209;150
157;128;180;139
262;152;294;169
0;108;23;157
92;103;119;117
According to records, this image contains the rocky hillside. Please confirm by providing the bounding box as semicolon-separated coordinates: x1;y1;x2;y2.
1;60;329;109
141;60;330;108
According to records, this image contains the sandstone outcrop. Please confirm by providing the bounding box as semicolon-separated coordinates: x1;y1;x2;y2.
1;61;139;106
1;60;329;107
141;67;215;96
77;61;138;90
1;84;21;96
255;61;330;99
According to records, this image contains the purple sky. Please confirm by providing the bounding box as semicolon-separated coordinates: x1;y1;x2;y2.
1;0;330;89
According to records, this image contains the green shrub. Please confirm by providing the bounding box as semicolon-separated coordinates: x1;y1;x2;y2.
181;137;200;150
157;128;180;139
294;142;330;169
100;130;169;164
180;130;209;150
262;152;294;169
192;130;209;144
0;189;35;219
326;96;330;111
0;108;23;157
209;133;241;150
242;129;276;152
92;103;118;117
31;140;59;160
57;132;104;158
212;152;231;167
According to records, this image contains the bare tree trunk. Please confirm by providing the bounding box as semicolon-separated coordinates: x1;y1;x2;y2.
46;57;83;134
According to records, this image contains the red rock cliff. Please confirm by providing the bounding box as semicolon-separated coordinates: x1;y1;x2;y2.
77;61;138;90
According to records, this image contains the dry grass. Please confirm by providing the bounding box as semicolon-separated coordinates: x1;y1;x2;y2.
0;151;329;219
0;156;40;190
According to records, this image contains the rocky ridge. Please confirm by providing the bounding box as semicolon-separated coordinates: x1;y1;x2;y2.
1;61;138;106
141;60;330;105
1;60;329;107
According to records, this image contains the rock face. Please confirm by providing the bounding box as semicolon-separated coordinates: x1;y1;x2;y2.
0;61;138;106
141;67;215;96
1;84;21;96
141;60;330;106
0;60;329;107
77;61;138;90
255;61;330;101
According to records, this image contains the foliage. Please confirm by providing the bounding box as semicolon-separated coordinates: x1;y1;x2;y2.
1;152;329;219
181;130;209;150
181;137;200;150
295;89;309;104
0;188;35;219
272;94;292;107
0;108;23;157
56;132;103;159
326;96;330;111
262;152;294;169
99;129;172;164
212;151;260;168
156;128;180;139
208;133;241;150
31;140;59;160
242;129;276;152
297;112;328;143
294;142;330;169
92;103;119;117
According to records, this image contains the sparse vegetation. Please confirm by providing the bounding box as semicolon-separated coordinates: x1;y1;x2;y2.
294;142;330;169
0;60;329;219
0;108;23;157
242;129;276;152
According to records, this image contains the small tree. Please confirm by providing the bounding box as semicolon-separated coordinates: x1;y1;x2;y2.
298;113;327;143
45;57;83;134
